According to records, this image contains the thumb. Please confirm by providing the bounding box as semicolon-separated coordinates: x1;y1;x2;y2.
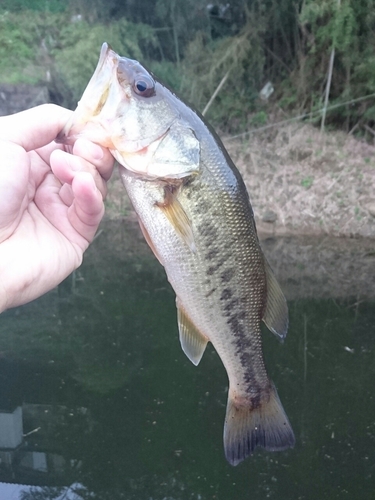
0;104;72;152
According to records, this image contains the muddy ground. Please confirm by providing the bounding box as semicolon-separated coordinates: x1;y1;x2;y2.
104;123;374;240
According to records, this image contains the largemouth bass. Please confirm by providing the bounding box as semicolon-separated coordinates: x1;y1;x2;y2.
58;43;295;465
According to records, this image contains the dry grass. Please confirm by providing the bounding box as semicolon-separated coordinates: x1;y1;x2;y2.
104;123;375;240
224;123;375;239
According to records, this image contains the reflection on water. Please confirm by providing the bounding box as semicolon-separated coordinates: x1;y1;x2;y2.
0;220;374;499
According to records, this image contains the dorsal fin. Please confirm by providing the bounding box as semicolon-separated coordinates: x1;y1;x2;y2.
262;258;289;341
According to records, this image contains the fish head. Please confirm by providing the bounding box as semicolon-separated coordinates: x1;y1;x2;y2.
57;43;199;179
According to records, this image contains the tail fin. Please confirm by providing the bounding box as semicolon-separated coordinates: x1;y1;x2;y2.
223;383;295;466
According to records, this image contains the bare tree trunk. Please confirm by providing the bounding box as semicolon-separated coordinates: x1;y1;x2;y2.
321;46;335;133
321;0;341;134
171;0;180;67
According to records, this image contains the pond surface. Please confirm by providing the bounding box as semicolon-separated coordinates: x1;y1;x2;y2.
0;220;374;500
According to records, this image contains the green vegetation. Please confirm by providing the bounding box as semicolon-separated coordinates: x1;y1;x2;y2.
1;0;375;131
301;176;314;189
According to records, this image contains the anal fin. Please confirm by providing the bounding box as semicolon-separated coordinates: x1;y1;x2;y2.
262;257;289;341
176;299;208;366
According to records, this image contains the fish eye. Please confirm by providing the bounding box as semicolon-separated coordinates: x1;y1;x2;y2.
133;75;155;98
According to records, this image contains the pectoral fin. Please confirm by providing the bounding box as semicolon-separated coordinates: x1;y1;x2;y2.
156;186;196;252
176;299;208;366
262;258;289;341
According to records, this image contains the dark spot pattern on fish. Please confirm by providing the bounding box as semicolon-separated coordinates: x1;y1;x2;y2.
249;392;262;409
224;298;240;313
200;200;210;212
246;378;272;409
222;300;267;396
221;268;235;283
228;315;246;337
237;310;247;321
240;352;266;406
206;257;227;276
205;248;220;260
207;237;219;248
197;223;219;240
220;288;233;301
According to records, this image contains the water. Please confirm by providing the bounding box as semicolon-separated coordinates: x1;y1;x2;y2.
0;220;374;500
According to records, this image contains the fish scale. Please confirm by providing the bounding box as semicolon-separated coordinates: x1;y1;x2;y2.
57;42;295;466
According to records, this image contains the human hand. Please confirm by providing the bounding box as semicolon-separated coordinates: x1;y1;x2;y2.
0;104;114;312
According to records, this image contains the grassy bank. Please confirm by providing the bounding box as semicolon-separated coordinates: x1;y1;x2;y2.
104;123;375;239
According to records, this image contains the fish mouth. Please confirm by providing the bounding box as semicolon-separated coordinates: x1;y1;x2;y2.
56;42;179;167
56;42;123;147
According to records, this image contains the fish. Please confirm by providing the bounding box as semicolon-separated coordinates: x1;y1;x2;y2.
57;42;295;465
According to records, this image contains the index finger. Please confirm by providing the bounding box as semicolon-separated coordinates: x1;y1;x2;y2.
0;104;72;152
